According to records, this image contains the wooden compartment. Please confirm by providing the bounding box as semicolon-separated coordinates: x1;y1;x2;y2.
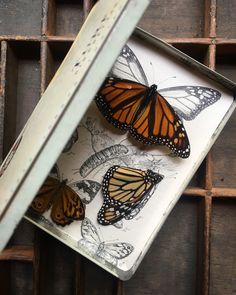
41;41;72;90
124;196;200;295
212;44;236;187
216;0;236;38
45;0;84;36
9;262;33;295
209;199;236;295
2;41;41;156
215;44;236;82
36;232;77;295
173;43;209;64
138;0;205;38
0;0;42;36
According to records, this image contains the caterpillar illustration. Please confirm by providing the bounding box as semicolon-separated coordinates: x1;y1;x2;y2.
79;144;129;178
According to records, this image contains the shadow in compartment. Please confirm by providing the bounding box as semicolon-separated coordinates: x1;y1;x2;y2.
212;44;236;187
3;41;40;156
46;0;84;36
138;0;204;38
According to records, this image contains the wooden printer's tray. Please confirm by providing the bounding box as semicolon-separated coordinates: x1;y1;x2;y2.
0;0;235;294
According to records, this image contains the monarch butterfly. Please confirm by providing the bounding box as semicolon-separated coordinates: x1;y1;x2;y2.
31;176;85;226
97;166;163;225
95;45;221;158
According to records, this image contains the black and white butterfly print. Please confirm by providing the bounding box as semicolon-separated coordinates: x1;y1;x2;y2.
50;165;101;205
111;45;221;121
78;218;134;266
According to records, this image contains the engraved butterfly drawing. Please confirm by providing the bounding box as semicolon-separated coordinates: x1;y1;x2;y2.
78;217;134;266
95;45;221;158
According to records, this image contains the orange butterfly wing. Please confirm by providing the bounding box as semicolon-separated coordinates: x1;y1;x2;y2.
96;77;190;158
98;166;163;225
96;77;147;130
31;176;85;226
130;92;190;158
31;177;58;213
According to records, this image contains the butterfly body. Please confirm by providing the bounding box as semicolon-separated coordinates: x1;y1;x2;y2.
96;77;190;158
97;166;163;225
31;176;85;226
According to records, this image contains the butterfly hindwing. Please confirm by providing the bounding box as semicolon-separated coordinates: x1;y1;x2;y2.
98;166;163;225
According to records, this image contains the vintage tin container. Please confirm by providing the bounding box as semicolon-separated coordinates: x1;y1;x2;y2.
0;0;235;280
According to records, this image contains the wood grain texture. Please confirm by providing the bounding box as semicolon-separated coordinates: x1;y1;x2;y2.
124;197;199;295
0;0;43;36
210;199;236;295
138;0;204;38
216;0;236;38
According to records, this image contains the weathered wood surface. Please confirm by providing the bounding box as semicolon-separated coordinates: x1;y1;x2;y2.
0;0;235;294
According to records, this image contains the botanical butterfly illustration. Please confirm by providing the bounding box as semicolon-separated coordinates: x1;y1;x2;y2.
95;45;221;158
69;179;101;204
97;166;164;225
31;176;85;226
78;217;134;266
0;135;22;177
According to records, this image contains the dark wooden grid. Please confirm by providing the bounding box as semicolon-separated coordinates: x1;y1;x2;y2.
0;0;235;294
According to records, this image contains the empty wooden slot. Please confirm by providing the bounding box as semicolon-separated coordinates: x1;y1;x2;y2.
124;196;200;295
216;0;236;38
215;44;236;82
41;41;73;91
211;44;236;188
35;232;78;294
45;0;84;36
188;161;206;188
209;198;236;295
0;0;42;36
173;43;209;64
138;0;205;38
212;111;236;188
2;41;41;156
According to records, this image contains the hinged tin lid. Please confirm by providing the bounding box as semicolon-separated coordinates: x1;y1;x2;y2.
0;0;152;250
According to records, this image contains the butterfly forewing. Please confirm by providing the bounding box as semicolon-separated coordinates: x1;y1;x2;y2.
31;177;59;214
160;86;221;121
96;78;147;130
111;45;149;85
